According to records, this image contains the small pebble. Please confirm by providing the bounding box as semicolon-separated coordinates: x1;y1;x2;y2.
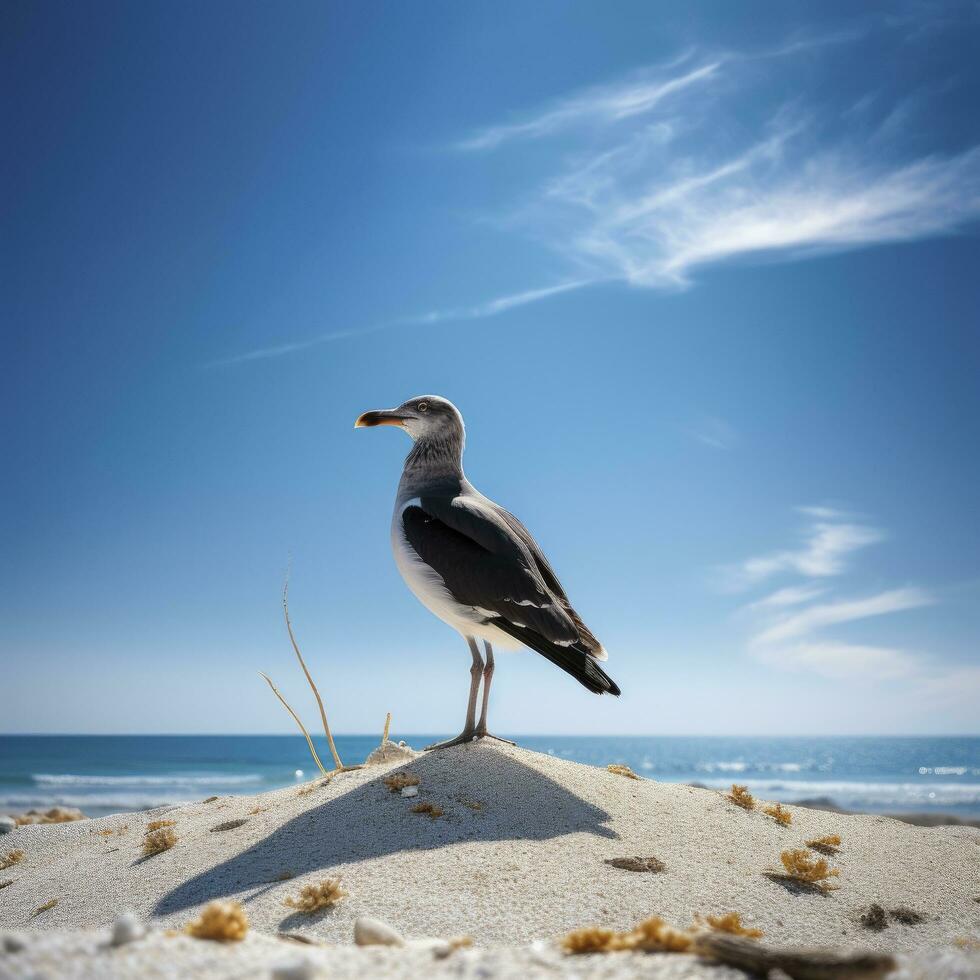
354;917;405;947
400;786;419;798
110;912;144;947
0;816;16;835
271;958;319;980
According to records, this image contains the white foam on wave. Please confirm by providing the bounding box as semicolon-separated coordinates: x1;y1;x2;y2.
32;773;263;787
693;777;980;808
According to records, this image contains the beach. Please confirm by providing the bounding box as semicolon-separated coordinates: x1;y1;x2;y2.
1;741;978;978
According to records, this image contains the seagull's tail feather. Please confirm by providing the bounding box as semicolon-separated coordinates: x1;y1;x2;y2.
492;621;621;696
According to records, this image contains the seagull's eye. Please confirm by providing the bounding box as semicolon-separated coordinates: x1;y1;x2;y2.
417;401;429;413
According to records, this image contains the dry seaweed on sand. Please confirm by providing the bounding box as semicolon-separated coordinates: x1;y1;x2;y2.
146;819;176;832
727;784;755;810
142;827;177;856
889;905;925;925
698;912;763;939
861;904;888;931
210;819;248;833
763;803;792;826
31;898;59;916
383;772;420;792
16;807;84;825
284;877;347;913
772;849;840;892
185;900;249;941
604;856;665;873
411;802;444;818
0;850;25;870
805;834;841;855
606;764;641;780
562;916;692;954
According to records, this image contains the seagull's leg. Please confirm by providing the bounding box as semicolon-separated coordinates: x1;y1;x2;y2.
424;637;483;751
474;641;516;745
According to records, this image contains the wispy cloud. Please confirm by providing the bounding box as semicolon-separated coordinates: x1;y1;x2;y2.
466;28;980;290
455;58;721;151
727;511;884;589
734;507;939;682
753;587;934;645
686;415;738;450
210;280;590;366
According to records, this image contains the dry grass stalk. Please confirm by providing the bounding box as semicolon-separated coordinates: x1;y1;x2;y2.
763;803;792;826
185;900;249;941
283;573;343;770
383;772;420;792
31;898;58;916
606;764;640;780
284;877;347;913
143;827;177;856
700;912;763;939
806;834;841;855
778;849;839;891
260;672;327;775
728;784;755;810
411;802;444;819
146;819;176;832
562;916;692;955
0;850;25;870
296;785;316;797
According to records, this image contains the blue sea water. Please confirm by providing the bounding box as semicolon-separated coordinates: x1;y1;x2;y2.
1;734;978;820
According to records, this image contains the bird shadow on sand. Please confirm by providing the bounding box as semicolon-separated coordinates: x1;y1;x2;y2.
155;742;617;915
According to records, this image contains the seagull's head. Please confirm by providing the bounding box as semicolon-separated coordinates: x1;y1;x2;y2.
355;395;464;443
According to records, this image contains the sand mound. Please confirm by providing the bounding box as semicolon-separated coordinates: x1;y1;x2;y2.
0;743;977;978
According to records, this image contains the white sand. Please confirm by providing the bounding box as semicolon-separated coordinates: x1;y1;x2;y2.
1;742;978;978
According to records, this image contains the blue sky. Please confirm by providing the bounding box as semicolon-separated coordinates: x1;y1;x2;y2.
2;1;979;736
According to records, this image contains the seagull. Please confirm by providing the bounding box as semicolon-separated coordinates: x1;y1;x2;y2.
355;395;620;750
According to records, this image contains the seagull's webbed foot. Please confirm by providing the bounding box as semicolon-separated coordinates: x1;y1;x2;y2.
474;730;516;746
423;732;476;751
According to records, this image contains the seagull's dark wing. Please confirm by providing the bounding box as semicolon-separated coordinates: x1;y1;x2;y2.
401;494;619;695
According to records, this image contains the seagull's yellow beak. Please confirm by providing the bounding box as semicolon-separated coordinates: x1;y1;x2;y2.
354;409;408;429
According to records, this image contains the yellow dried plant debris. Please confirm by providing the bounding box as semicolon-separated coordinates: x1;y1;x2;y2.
764;803;792;826
383;772;421;792
607;764;640;780
95;825;128;838
411;802;444;818
0;850;25;870
779;849;839;891
806;834;841;855
185;900;249;941
700;912;763;939
142;827;177;856
727;784;755;810
562;916;692;955
16;807;84;825
146;819;176;832
31;898;58;916
284;877;347;913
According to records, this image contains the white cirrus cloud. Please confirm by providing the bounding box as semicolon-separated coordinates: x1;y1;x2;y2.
463;28;980;291
752;587;934;646
752;641;919;680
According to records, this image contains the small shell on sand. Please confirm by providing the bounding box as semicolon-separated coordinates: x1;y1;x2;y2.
354;917;405;947
110;912;144;947
400;785;419;798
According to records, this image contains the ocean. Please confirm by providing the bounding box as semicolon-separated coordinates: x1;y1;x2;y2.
1;734;978;820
